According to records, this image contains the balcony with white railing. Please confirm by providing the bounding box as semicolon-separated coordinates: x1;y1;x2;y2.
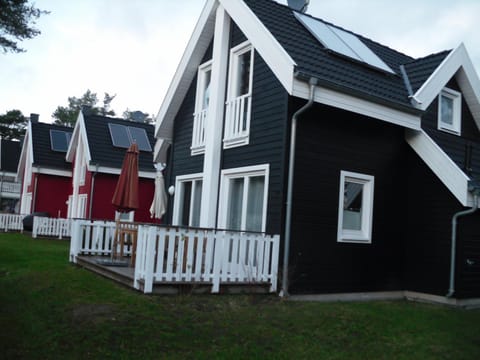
1;181;21;196
191;109;207;155
69;220;280;294
224;94;251;148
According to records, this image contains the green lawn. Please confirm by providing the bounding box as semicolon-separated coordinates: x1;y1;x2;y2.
1;233;479;359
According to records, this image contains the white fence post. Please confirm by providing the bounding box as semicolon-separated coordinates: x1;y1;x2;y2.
143;226;157;294
32;216;39;238
69;220;82;263
211;231;224;293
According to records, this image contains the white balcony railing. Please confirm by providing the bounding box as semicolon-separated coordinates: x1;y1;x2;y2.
1;182;21;194
224;94;251;147
191;109;207;154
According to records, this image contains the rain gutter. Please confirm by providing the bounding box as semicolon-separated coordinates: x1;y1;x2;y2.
280;75;318;297
447;182;480;298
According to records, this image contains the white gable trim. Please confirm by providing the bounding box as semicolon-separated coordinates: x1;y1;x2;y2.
293;79;421;130
219;0;296;94
405;129;472;206
16;121;32;181
66;112;92;165
413;44;480;128
155;0;218;140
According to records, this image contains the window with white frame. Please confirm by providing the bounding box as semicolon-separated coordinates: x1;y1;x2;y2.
337;171;374;243
173;174;203;227
219;165;269;232
79;154;86;186
438;87;461;135
192;60;212;155
78;194;88;219
115;210;134;222
224;41;254;148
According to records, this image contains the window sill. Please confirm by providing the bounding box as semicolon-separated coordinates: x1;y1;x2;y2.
190;145;205;156
223;135;249;149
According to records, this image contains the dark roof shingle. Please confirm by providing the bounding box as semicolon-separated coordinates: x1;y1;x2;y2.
83;114;155;173
1;139;22;173
31;122;73;171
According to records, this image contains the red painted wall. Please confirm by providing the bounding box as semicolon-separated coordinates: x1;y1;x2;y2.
89;173;155;222
33;174;71;218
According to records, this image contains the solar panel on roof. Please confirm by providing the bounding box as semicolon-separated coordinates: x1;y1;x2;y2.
108;123;152;152
294;12;395;74
50;129;72;152
108;123;131;148
128;126;152;152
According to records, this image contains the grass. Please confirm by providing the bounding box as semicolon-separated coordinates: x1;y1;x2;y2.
1;233;480;359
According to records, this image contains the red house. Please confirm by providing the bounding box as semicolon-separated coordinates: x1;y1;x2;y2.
17;115;73;217
66;109;156;222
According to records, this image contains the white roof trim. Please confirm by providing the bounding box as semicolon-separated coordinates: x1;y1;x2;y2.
155;0;218;140
406;128;470;206
66;111;91;165
413;44;480;128
85;164;156;179
219;0;296;94
293;79;421;130
16;121;33;181
32;166;72;178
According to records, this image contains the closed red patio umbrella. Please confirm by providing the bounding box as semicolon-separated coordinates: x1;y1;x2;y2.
112;143;139;212
110;143;140;265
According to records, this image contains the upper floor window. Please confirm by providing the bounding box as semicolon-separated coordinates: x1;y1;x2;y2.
191;61;212;155
224;41;254;148
438;88;461;135
337;171;374;244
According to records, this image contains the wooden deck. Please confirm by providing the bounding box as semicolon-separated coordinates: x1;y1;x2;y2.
75;255;271;295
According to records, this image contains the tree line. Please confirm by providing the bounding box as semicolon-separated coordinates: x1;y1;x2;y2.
0;89;153;140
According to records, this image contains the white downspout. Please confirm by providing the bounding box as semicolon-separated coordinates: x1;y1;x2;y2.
446;193;479;298
280;77;318;297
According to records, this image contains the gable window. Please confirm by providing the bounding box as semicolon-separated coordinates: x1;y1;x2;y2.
337;171;374;243
191;60;212;155
173;174;203;227
438;88;461;135
218;165;269;232
224;41;254;148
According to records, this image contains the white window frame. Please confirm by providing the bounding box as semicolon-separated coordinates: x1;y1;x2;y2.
337;170;374;244
79;154;86;186
224;41;254;149
172;173;203;227
191;60;212;155
115;210;134;222
218;164;269;232
78;194;88;219
437;87;462;135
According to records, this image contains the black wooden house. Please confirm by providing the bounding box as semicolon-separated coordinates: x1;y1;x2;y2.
154;0;480;304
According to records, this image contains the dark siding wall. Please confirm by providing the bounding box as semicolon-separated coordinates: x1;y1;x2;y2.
422;78;480;179
404;150;462;296
220;22;289;234
289;101;407;294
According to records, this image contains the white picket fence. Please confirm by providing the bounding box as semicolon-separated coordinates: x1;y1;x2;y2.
0;213;24;232
32;217;72;239
69;220;280;294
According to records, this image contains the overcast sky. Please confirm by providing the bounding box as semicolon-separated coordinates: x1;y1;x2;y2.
1;0;479;124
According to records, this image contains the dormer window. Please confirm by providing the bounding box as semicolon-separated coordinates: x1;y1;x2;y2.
438;88;461;135
224;41;254;148
191;60;212;155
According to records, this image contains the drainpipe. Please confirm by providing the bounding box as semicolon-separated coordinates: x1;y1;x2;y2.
447;185;480;298
280;76;318;297
88;164;98;219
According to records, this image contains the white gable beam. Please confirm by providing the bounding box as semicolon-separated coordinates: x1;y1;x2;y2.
219;0;296;95
406;129;470;206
